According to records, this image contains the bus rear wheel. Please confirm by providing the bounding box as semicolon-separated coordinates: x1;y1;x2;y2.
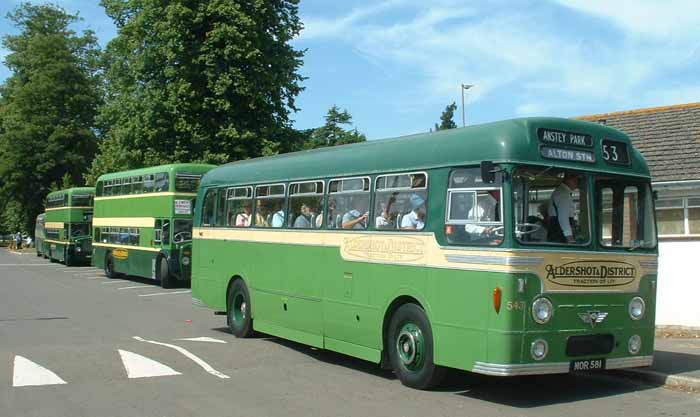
158;256;174;289
227;279;253;338
105;252;116;278
387;303;445;390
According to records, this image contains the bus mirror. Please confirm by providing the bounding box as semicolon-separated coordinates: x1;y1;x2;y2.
481;161;496;184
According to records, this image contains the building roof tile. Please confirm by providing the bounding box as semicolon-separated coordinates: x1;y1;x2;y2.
578;103;700;182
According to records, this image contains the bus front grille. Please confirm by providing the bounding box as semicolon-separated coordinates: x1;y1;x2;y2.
565;334;615;357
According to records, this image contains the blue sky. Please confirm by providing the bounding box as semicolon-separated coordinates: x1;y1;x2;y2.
2;0;700;140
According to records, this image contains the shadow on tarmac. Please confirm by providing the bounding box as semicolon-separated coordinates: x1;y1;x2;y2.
210;328;663;406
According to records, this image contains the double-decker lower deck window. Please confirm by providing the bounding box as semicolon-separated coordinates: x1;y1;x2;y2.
374;173;427;231
97;227;140;246
329;177;370;230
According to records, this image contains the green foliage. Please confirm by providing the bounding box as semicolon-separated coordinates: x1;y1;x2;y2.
0;3;101;233
434;101;458;131
86;0;306;184
304;105;366;149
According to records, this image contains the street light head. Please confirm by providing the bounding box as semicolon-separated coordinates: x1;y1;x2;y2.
462;84;474;90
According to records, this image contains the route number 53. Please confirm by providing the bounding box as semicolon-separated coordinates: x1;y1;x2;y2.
602;144;618;162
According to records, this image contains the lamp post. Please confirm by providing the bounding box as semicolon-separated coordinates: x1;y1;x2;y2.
461;83;473;127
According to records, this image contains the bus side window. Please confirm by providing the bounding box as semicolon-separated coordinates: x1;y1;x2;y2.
155;220;162;244
144;175;155;193
162;221;170;245
155;172;169;192
215;189;227;227
201;189;217;227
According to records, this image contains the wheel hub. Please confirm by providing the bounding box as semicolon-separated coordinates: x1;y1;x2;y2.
396;323;424;369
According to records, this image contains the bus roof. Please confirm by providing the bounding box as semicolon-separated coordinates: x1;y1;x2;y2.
46;187;95;199
96;163;216;182
201;117;650;188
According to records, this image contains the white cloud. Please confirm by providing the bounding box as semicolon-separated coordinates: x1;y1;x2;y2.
555;0;700;40
298;1;700;122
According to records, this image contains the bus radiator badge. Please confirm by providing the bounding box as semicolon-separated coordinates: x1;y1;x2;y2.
578;311;608;328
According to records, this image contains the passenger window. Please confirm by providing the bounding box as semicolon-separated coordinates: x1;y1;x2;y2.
143;174;155;193
201;189;217;227
445;167;503;246
215;189;227;227
254;184;286;228
155;172;169;192
226;186;253;227
289;181;324;229
374;173;427;231
328;177;370;230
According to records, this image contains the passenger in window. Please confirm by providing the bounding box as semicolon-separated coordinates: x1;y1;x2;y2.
548;174;579;243
465;191;499;235
255;200;267;226
342;199;369;229
376;193;398;229
235;202;252;227
401;194;426;230
293;203;314;228
271;201;285;228
318;199;336;228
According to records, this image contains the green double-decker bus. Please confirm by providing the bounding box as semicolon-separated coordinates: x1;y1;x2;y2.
35;213;46;257
92;164;214;288
192;117;658;389
43;187;95;265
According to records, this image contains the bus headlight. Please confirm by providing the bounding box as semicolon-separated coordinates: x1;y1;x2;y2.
628;335;642;354
182;256;190;266
628;297;645;320
76;246;82;253
532;298;553;324
531;339;548;360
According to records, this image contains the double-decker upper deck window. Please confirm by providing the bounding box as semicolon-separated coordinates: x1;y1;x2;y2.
513;167;590;246
254;184;286;228
289;181;324;229
175;174;202;193
226;186;253;227
72;194;93;207
154;172;169;192
374;173;427;231
328;177;370;230
445;168;503;245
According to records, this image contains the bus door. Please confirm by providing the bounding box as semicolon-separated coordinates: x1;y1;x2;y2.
153;219;171;279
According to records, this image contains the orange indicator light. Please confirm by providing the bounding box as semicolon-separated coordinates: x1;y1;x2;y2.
493;287;502;314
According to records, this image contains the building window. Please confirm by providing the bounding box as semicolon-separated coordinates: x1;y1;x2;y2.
656;196;700;237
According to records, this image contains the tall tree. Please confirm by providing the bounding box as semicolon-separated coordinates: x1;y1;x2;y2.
86;0;306;184
305;105;366;149
434;101;457;131
0;3;102;233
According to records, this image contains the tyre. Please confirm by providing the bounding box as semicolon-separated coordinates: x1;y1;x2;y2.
158;256;174;289
105;252;116;278
387;303;445;390
227;279;254;338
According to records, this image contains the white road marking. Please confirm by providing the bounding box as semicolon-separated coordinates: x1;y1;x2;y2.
138;290;191;297
133;336;230;379
175;337;227;344
12;356;68;387
118;285;153;290
102;280;127;284
118;350;181;379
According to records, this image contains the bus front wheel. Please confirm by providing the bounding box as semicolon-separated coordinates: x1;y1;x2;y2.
158;256;174;289
227;279;253;338
387;303;445;390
